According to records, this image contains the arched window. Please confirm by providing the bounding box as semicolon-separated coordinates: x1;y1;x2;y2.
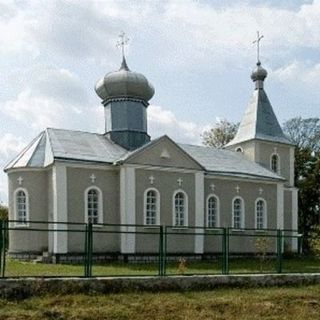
236;147;243;153
173;191;188;227
85;187;103;224
144;188;160;225
271;154;279;173
232;197;244;229
15;188;29;225
207;195;219;228
256;199;267;229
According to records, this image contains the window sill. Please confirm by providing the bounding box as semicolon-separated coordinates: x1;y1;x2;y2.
143;225;160;229
230;229;245;232
255;229;268;233
171;227;189;230
13;224;29;228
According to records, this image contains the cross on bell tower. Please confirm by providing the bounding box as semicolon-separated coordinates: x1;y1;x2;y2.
252;31;264;63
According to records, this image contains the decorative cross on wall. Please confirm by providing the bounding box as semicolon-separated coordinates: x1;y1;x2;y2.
235;185;240;193
177;178;183;187
210;183;215;192
17;176;23;185
259;187;264;195
149;175;155;184
90;174;96;184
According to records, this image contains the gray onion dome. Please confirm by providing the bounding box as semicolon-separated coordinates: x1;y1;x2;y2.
251;61;268;82
95;57;155;102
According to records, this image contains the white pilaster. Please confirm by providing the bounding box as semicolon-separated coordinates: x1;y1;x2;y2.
52;163;68;254
292;188;298;251
120;166;136;253
194;172;204;254
277;183;284;230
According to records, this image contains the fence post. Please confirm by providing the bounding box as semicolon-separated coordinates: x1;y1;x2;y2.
0;221;2;277
276;229;283;273
88;222;93;277
222;228;229;275
158;226;163;276
84;224;88;277
164;226;167;276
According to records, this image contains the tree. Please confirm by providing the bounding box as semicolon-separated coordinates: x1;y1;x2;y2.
201;119;239;148
283;117;320;152
283;117;320;251
0;204;8;221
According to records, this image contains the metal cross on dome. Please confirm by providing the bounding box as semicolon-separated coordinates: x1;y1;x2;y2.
252;31;264;63
116;31;129;60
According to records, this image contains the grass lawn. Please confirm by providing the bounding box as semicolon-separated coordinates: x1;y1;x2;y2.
3;256;320;277
1;285;320;319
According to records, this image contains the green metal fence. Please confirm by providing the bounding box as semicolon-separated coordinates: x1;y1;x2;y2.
0;219;316;278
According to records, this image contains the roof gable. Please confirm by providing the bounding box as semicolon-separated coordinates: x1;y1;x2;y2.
122;135;204;170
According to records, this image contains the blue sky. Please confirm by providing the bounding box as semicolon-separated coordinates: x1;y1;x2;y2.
1;0;320;204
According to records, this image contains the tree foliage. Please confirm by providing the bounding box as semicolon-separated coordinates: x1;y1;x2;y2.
0;204;8;221
283;117;320;152
283;117;320;251
201;119;239;148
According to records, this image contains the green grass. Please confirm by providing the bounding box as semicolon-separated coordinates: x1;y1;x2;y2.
3;256;320;277
1;285;320;319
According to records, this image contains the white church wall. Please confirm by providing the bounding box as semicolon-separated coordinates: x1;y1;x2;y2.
256;141;292;186
65;166;121;253
135;168;196;254
8;170;48;253
203;177;278;253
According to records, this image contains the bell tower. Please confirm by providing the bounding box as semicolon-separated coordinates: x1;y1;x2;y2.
226;32;295;186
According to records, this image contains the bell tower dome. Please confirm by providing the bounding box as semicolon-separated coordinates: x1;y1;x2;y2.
95;33;154;150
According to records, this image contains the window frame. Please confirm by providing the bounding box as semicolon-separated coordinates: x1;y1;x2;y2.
143;188;160;226
84;186;103;225
255;198;267;230
270;153;280;174
232;196;245;229
14;188;30;227
172;189;188;227
206;194;220;228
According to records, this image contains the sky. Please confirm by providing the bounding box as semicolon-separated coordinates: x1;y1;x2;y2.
1;0;320;204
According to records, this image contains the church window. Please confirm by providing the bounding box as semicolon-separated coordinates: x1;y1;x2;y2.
271;154;279;173
207;195;219;228
236;147;243;153
232;197;244;229
15;189;29;225
173;191;188;227
144;188;160;225
85;187;103;224
256;199;266;229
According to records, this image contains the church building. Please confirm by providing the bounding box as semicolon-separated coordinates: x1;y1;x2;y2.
4;43;298;260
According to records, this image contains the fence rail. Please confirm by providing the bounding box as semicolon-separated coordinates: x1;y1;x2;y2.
0;219;315;278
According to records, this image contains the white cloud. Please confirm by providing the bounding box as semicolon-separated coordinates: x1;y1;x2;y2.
148;105;208;145
0;133;26;158
272;61;320;85
1;0;320;68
